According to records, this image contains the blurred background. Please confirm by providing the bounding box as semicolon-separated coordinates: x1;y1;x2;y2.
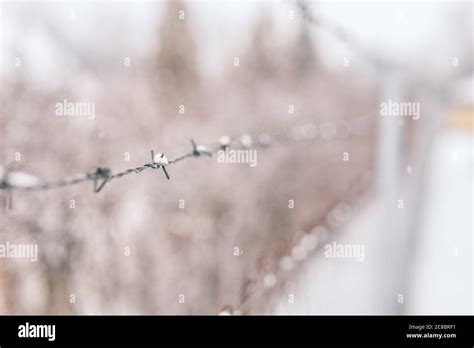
0;0;472;314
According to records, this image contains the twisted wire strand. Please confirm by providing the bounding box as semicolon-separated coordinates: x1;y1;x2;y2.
1;117;372;193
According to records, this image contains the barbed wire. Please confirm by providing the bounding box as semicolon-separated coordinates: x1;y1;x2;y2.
219;1;428;314
0;2;400;197
2;1;379;312
222;2;397;312
219;170;372;315
296;0;394;71
0;116;373;198
0;0;455;317
227;5;400;308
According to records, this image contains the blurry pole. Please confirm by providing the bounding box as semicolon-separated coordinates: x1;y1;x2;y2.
376;69;403;205
373;67;406;314
400;87;444;313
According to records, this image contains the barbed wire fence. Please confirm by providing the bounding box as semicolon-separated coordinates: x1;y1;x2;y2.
0;0;394;314
0;115;372;194
226;1;451;314
0;1;385;198
240;0;468;316
210;1;398;314
1;0;455;314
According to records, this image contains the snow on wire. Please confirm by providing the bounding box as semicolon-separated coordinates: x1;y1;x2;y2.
1;119;369;195
0;2;397;196
1;137;234;193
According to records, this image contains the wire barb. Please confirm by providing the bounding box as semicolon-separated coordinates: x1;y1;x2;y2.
0;163;18;210
218;136;231;150
150;150;170;180
92;166;111;193
191;139;212;157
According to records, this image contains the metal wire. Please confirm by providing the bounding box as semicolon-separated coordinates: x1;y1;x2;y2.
0;1;392;195
296;0;394;70
235;171;372;314
220;2;421;314
0;117;372;194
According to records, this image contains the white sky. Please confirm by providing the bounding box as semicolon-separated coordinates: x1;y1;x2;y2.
0;1;471;84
